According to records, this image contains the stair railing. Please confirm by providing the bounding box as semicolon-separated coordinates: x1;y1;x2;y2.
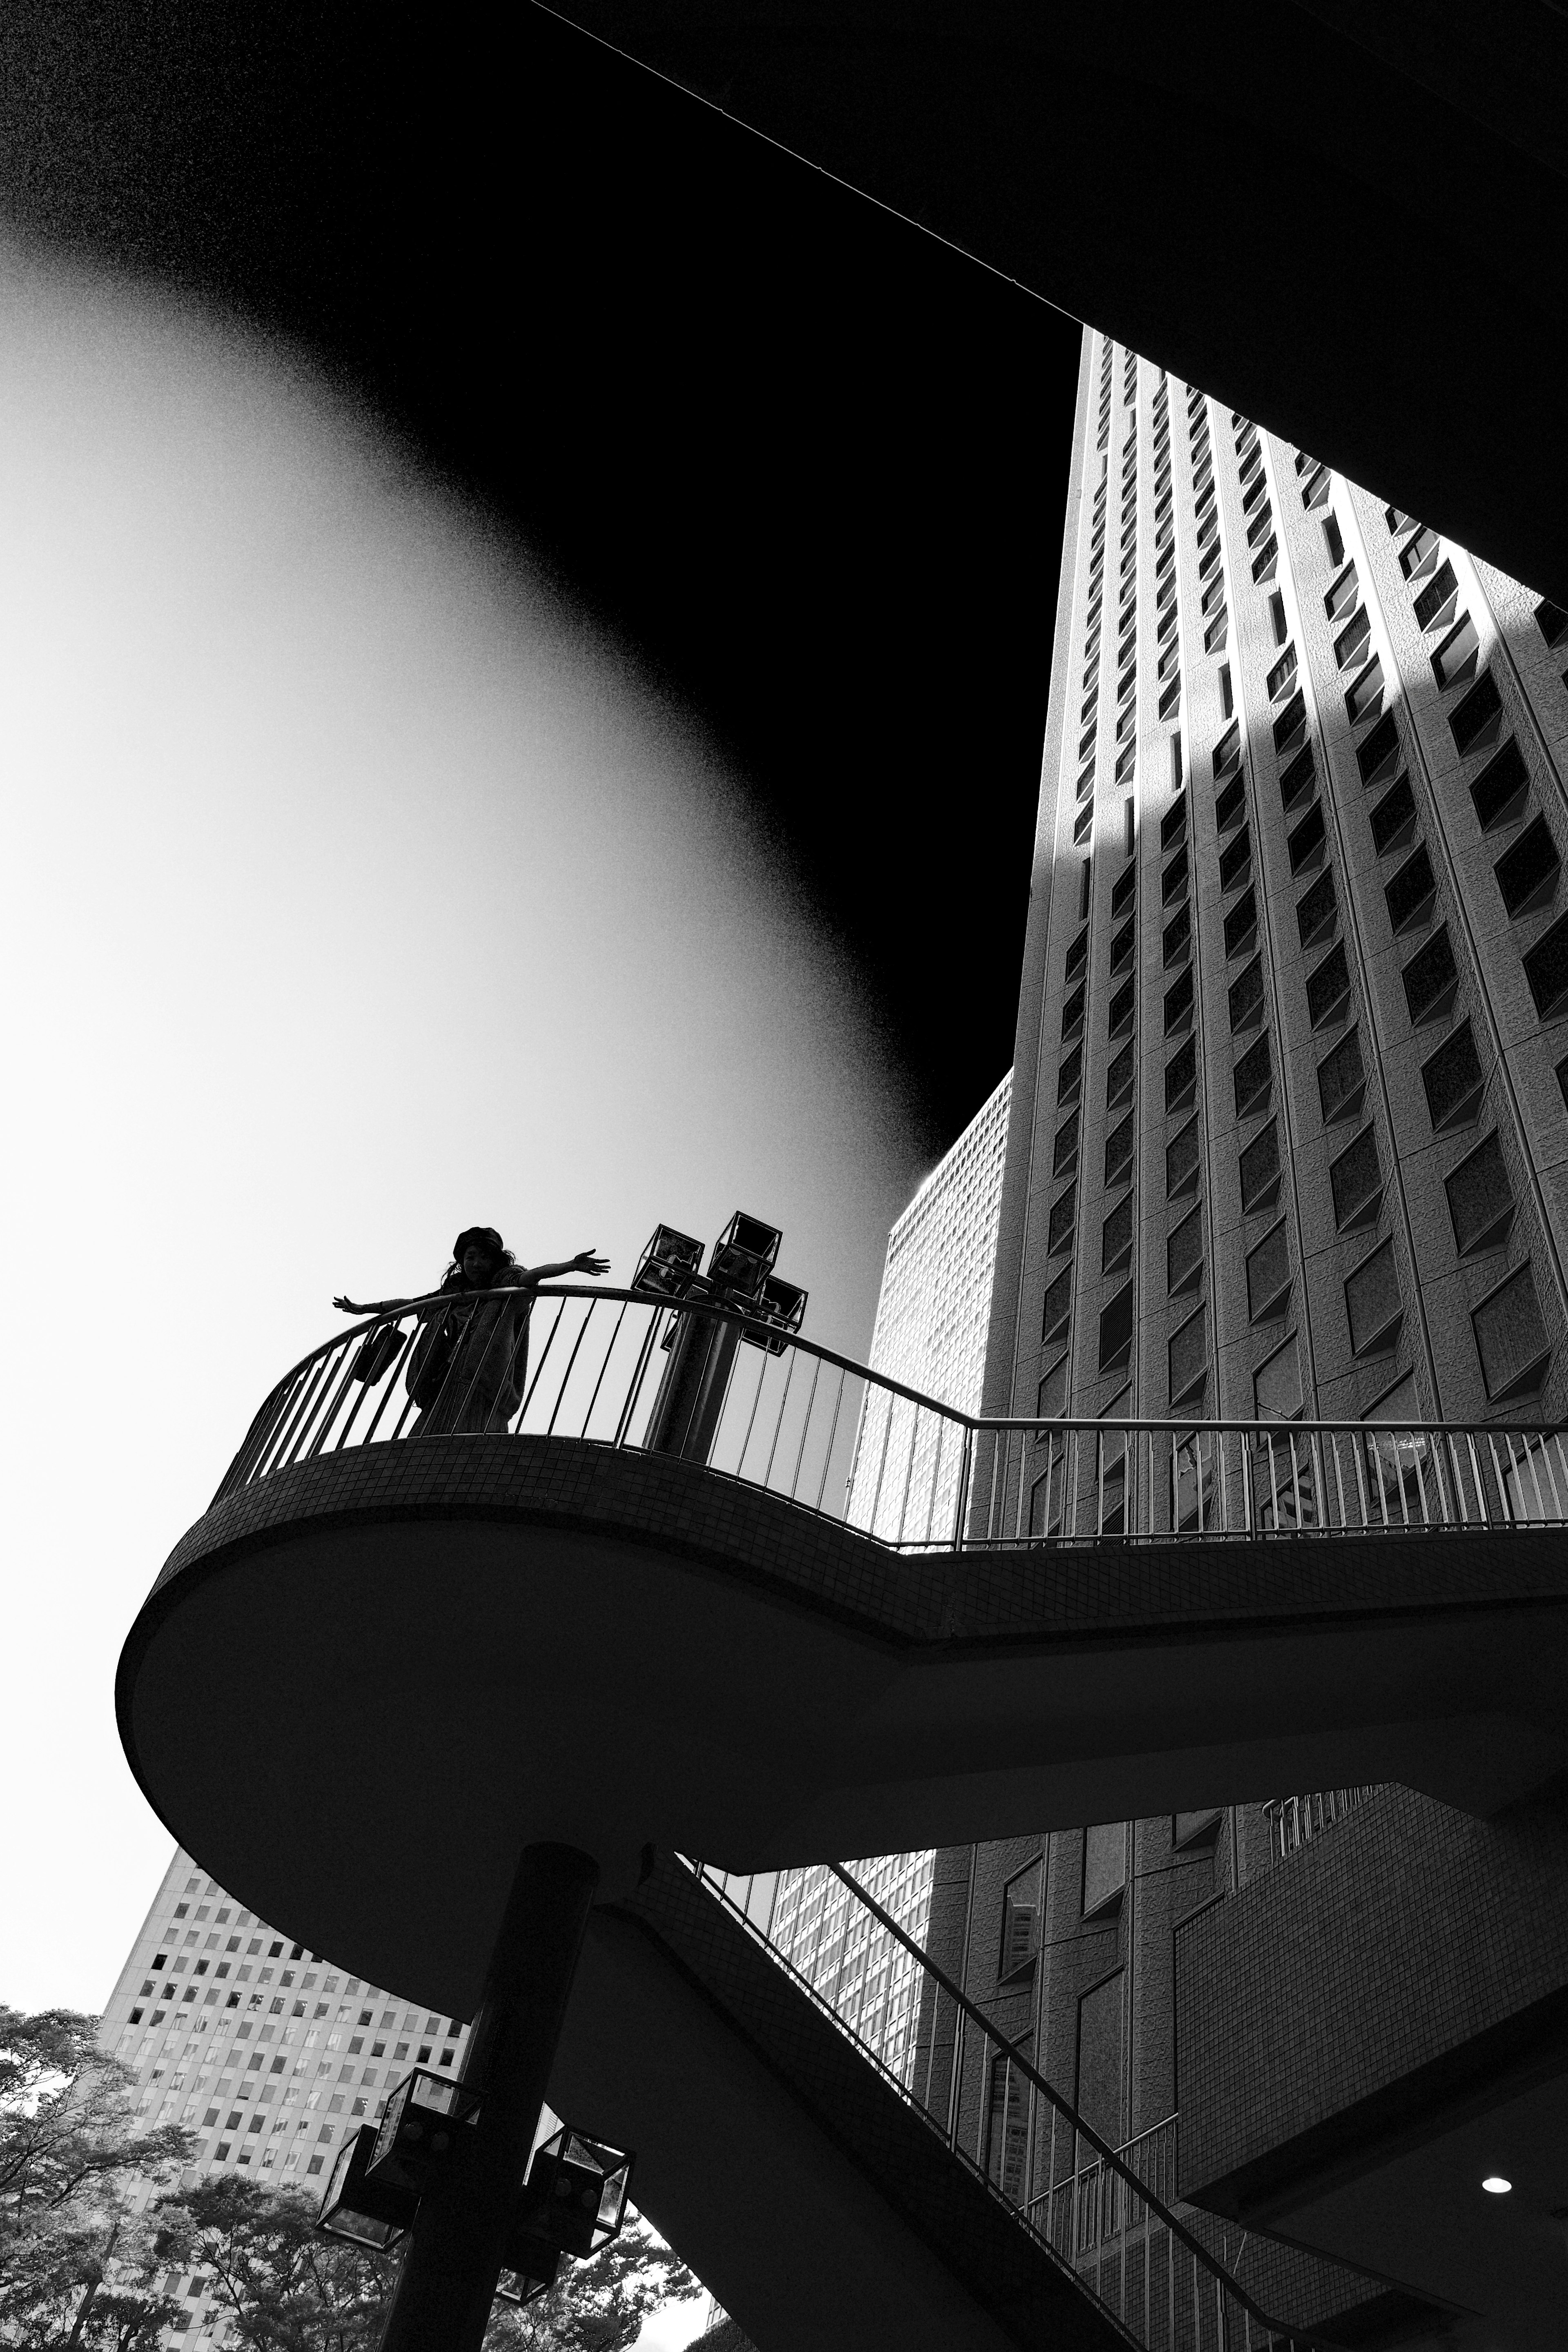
689;1855;1351;2352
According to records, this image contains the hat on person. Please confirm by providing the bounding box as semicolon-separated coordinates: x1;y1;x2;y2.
453;1226;505;1261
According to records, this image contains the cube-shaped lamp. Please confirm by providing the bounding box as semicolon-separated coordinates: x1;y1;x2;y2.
495;2231;561;2307
632;1225;706;1299
524;2126;634;2259
708;1212;782;1302
742;1274;808;1355
317;2125;416;2252
365;2069;481;2199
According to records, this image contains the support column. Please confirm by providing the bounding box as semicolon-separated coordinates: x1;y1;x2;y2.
378;1842;600;2352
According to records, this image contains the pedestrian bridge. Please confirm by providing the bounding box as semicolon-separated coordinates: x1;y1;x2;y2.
118;1288;1568;2023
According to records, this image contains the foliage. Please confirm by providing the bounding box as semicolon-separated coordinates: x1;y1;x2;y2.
151;2177;699;2352
482;2217;700;2352
0;2005;196;2350
152;2177;391;2352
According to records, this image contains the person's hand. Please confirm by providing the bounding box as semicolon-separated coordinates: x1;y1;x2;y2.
573;1250;610;1278
333;1295;365;1314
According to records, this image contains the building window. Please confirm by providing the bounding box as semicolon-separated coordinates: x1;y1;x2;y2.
1225;887;1258;957
1215;772;1246;833
1272;691;1305;754
1233;1033;1272;1119
1326;1124;1384;1232
1167;1204;1203;1295
1370;773;1416;858
1106;1040;1134;1107
1246;1222;1291;1322
1053;1112;1080;1178
1058;1044;1082;1105
1385;844;1436;935
987;2049;1031;2205
1165;1036;1197;1112
1253;1332;1303;1420
1401;927;1458;1028
1333;607;1371;671
1296;869;1336;949
1075;1971;1125;2147
1318;1028;1366;1125
1534;598;1568;649
1082;1826;1125;1920
1037;1355;1069;1421
1047;1186;1077;1255
1345;657;1385;727
1229;956;1264;1034
1422;1021;1485;1131
1239;1119;1281;1214
1432;614;1480;692
1287;801;1326;877
1279;742;1315;809
1267;645;1296;700
1102;1195;1134;1274
1471;738;1530;834
1412;559;1458;633
1169;1303;1207;1406
1099;1283;1134;1375
1450;670;1503;756
1494;815;1561;919
1345;1240;1403;1358
1472;1265;1552;1402
1306;940;1350;1029
999;1858;1043;1981
1218;827;1252;895
1446;1132;1516;1257
1166;1117;1200;1199
1325;562;1359;623
1163;902;1191;968
1164;967;1194;1037
1042;1267;1072;1345
1524;910;1568;1020
1353;712;1399;795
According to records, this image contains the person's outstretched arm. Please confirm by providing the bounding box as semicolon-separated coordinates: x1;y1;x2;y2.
332;1291;425;1316
517;1249;610;1285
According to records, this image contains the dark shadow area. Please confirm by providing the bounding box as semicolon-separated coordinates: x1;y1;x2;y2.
0;4;1082;1147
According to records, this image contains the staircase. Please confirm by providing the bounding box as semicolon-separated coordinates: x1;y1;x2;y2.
547;1851;1399;2352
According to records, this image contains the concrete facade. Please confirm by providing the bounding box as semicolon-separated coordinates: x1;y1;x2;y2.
931;325;1568;2339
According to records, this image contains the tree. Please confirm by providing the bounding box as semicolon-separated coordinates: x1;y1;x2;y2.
483;2217;701;2352
0;2004;196;2350
150;2175;701;2352
151;2178;392;2352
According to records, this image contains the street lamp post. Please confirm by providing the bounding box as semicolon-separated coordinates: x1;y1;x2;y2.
633;1212;807;1466
320;1842;632;2352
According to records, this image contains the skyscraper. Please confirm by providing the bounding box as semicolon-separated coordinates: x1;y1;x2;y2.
768;1075;1011;2076
927;321;1568;2325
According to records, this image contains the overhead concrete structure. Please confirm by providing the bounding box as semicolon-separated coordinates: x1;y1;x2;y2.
537;0;1568;609
118;1428;1568;2023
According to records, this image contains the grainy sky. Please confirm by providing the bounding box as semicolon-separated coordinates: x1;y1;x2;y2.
0;243;928;2016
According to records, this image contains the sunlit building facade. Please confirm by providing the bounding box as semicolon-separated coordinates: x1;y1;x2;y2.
931;322;1568;2307
844;1069;1011;1543
98;1848;469;2339
770;1076;1011;2081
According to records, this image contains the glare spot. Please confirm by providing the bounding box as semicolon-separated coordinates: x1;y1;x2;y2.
1481;2175;1512;2195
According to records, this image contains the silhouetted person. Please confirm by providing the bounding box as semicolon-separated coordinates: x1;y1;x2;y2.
334;1225;608;1433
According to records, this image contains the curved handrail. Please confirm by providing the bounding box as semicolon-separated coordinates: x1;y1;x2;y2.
234;1285;1568;1443
689;1854;1349;2351
211;1287;1568;1552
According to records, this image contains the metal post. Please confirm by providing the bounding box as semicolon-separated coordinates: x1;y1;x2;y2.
377;1842;600;2352
643;1310;741;1464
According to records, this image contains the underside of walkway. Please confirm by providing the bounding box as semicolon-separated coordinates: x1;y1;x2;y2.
119;1435;1568;2020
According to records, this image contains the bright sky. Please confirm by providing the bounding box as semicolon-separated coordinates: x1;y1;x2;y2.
0;242;924;2019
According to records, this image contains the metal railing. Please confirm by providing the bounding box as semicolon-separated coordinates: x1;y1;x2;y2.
689;1857;1344;2352
1263;1788;1378;1865
216;1288;1568;1558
